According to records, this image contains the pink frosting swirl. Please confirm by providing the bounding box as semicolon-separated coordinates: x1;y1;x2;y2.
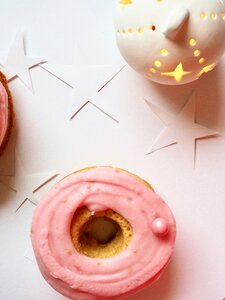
0;81;8;147
31;167;176;300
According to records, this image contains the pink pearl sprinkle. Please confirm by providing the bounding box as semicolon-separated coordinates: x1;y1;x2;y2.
151;218;169;237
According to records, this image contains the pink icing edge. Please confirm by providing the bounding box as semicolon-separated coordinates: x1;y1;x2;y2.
0;81;9;147
31;167;176;300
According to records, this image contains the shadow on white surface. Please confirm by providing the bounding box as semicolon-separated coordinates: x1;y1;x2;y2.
147;65;223;131
196;64;224;130
123;259;177;300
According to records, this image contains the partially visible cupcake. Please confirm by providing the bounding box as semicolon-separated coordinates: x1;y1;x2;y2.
0;71;13;155
31;166;176;300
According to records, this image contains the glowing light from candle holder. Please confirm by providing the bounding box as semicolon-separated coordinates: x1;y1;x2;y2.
161;63;192;83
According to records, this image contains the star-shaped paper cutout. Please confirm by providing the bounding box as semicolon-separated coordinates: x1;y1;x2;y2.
0;154;58;211
120;0;132;4
41;62;123;121
161;63;192;83
0;31;45;90
24;241;36;263
145;92;218;164
197;63;216;78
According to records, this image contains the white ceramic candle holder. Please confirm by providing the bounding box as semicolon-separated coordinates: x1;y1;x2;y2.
115;0;225;85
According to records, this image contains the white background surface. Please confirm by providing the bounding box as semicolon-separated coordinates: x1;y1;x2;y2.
0;1;225;299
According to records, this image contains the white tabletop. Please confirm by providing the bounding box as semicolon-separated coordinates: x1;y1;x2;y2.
0;1;225;300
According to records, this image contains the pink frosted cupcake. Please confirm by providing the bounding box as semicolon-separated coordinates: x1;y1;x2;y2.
31;167;176;300
0;71;13;155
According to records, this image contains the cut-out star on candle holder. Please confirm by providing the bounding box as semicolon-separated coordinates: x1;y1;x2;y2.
120;0;133;4
161;63;192;83
145;92;218;165
41;62;124;121
0;31;45;90
0;155;58;212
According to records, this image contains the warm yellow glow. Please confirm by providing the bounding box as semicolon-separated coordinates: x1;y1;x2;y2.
128;28;134;33
189;38;197;47
194;49;201;57
197;63;216;78
138;27;144;33
161;63;192;83
200;12;207;20
120;0;132;4
222;13;225;20
154;60;162;68
161;49;168;56
199;58;205;64
146;73;152;77
203;64;216;72
150;68;156;73
211;12;217;20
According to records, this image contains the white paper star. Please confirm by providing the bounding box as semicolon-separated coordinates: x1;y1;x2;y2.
145;92;218;164
24;241;36;263
0;31;45;90
41;62;123;120
0;155;58;211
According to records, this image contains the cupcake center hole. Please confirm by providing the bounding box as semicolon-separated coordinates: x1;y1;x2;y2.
70;207;133;258
82;217;120;244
